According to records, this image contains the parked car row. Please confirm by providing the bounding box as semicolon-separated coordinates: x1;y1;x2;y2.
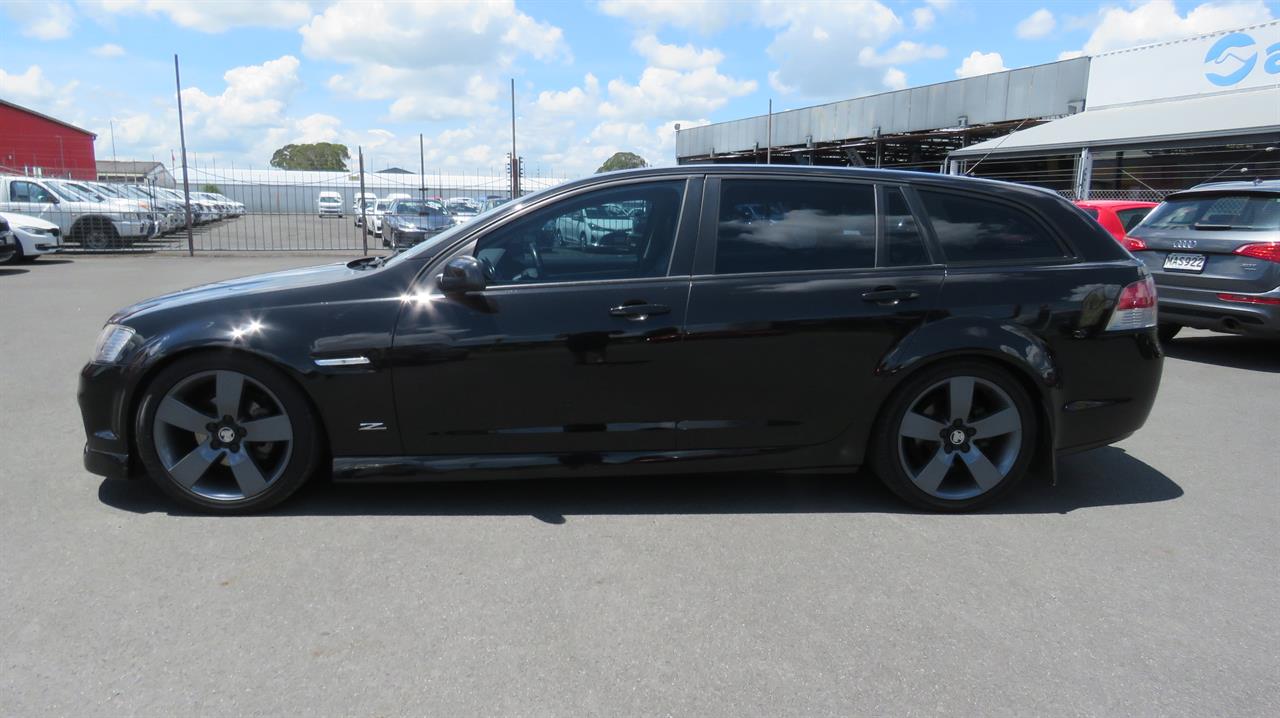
0;174;244;253
1074;181;1279;340
342;193;509;241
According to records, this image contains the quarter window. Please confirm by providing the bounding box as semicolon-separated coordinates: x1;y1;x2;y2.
882;186;929;266
918;190;1066;263
472;180;684;285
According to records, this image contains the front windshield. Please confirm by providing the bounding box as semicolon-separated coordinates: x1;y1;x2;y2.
93;183;127;199
392;201;439;215
46;181;93;202
67;183;107;201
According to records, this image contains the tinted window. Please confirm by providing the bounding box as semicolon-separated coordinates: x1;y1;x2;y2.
1143;195;1279;231
883;186;929;266
1116;207;1151;232
715;180;875;274
10;181;55;203
474;180;683;285
919;190;1065;263
1080;207;1100;219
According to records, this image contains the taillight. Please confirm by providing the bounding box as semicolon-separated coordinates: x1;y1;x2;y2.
1218;293;1280;306
1105;276;1158;331
1233;242;1280;263
1122;236;1146;251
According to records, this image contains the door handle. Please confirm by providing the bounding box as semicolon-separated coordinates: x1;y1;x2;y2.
860;288;920;305
609;303;670;320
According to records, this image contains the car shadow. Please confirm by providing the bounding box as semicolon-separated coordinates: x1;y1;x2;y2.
98;446;1181;521
29;258;75;265
1164;334;1279;373
0;267;30;276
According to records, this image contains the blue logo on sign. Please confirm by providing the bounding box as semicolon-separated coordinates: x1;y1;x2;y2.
1204;32;1257;86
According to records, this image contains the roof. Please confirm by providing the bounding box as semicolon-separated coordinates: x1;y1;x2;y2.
0;99;97;138
949;87;1279;159
97;160;166;174
1170;179;1280;196
1073;200;1159;208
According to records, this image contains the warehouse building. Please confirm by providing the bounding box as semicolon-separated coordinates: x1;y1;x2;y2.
676;21;1279;199
0;99;98;180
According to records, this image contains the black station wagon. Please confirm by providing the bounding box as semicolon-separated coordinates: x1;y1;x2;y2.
79;166;1163;514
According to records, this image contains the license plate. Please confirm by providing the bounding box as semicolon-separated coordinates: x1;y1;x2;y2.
1164;253;1205;272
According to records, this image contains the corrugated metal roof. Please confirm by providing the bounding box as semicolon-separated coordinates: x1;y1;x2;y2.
0;99;97;137
949;87;1280;158
676;57;1089;158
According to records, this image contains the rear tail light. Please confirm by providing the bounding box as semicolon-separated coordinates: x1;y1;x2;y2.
1217;293;1280;306
1105;276;1158;331
1233;242;1280;263
1122;236;1146;251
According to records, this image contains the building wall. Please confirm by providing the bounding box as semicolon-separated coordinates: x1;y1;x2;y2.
0;105;97;180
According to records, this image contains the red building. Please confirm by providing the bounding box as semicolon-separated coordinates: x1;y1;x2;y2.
0;99;97;180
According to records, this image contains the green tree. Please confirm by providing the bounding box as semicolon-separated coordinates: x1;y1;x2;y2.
596;151;648;173
199;183;222;194
269;142;350;171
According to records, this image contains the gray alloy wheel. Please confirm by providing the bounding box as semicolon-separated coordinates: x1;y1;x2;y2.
895;375;1024;501
151;369;294;502
82;225;117;250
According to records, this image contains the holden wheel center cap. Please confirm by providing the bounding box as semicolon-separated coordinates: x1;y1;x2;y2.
217;427;237;444
948;429;967;446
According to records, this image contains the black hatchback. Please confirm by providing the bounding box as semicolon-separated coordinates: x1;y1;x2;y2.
78;166;1162;514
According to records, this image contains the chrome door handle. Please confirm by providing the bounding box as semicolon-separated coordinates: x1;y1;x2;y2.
860;288;920;305
609;303;670;320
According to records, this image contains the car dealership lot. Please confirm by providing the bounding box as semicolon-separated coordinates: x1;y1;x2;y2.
1;256;1276;716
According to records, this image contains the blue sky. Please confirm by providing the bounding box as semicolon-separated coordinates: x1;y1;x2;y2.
2;1;1274;176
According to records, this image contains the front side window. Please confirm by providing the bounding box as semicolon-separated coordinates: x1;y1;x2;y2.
10;181;55;203
473;180;684;285
918;190;1066;263
715;179;876;274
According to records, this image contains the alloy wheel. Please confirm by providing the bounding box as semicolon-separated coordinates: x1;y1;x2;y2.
896;375;1023;500
152;370;294;501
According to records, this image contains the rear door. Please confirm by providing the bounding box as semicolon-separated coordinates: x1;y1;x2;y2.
677;176;943;450
1130;192;1280;293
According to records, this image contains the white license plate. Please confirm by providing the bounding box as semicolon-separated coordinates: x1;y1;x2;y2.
1164;253;1206;272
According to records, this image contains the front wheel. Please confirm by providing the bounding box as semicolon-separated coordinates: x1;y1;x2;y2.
135;353;321;514
872;361;1036;512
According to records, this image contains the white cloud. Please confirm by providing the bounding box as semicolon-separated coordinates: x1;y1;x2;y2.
858;40;946;66
1081;0;1274;54
4;0;74;40
764;1;905;98
597;0;750;34
1016;9;1056;39
955;50;1008;78
93;0;313;33
882;67;908;90
0;65;79;114
1058;50;1085;60
632;34;724;70
180;55;302;139
584;118;707;170
599;66;757;120
536;74;600;114
91;43;126;58
912;7;936;31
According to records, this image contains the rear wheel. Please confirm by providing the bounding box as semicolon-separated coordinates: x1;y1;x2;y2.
873;361;1036;512
1157;323;1181;343
135;353;320;514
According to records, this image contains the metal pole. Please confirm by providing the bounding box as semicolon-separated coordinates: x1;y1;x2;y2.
766;99;772;164
419;134;426;200
110;120;117;165
510;78;519;198
358;147;368;256
174;54;194;256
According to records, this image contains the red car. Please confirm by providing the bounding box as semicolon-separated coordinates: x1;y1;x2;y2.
1074;200;1158;250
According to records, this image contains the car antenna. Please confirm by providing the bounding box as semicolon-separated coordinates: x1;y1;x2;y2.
962;117;1031;177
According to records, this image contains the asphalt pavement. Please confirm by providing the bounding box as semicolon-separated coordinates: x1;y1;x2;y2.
1;255;1276;716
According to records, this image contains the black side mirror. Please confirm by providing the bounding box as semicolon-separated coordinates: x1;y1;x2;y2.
437;255;487;293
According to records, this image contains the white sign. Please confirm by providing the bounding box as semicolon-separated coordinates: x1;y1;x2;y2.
1087;21;1280;108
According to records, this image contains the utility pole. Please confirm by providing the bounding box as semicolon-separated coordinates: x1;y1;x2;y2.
766;99;772;165
510;78;519;198
418;133;426;200
109;120;117;165
358;146;369;256
174;54;194;256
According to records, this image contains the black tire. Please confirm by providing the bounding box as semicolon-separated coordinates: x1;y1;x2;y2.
1157;324;1181;343
871;360;1037;512
135;352;321;514
79;221;120;250
4;238;23;264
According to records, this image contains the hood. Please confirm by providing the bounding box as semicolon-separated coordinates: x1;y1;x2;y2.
110;261;363;324
0;211;58;231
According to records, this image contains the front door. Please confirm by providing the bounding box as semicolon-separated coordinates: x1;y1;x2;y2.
391;177;699;456
678;178;944;450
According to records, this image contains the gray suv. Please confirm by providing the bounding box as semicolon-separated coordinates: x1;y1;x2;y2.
1128;180;1280;341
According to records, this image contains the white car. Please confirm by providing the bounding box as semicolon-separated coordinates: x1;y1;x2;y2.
0;210;62;261
317;191;343;218
0;176;152;249
369;199;392;236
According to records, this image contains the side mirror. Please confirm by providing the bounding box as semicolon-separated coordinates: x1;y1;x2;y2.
437;255;487;293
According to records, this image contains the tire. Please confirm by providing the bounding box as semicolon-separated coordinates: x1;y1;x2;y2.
871;360;1037;512
135;353;321;514
4;238;23;264
80;222;120;250
1157;324;1181;343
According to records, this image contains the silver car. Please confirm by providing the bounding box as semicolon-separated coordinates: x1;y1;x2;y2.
1128;180;1280;341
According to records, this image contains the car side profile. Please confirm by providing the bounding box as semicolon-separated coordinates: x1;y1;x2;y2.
1125;180;1280;341
78;166;1163;514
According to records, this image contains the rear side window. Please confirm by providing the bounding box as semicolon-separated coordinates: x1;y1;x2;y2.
715;179;876;274
1143;195;1280;231
918;190;1066;263
1116;207;1151;232
1080;207;1100;219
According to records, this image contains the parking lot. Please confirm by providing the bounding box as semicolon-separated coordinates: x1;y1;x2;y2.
66;214;386;254
1;255;1276;715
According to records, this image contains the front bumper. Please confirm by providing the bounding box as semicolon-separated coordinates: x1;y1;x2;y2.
1157;283;1280;337
78;362;138;480
113;219;152;238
